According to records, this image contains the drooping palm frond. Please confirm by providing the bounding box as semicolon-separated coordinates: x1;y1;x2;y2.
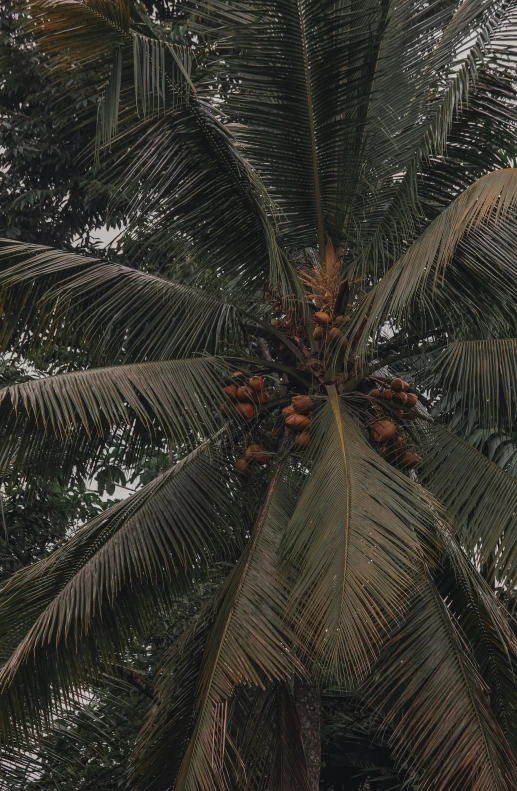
348;169;517;360
232;682;310;791
440;536;517;753
22;0;298;295
0;240;247;362
428;339;517;429
133;462;301;791
350;0;517;275
418;424;517;587
0;356;239;477
0;438;245;744
367;571;517;791
281;390;438;685
192;0;517;275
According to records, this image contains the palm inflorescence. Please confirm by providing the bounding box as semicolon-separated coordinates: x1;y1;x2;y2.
3;1;517;789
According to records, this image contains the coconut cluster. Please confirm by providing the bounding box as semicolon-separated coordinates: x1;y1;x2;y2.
312;311;348;347
368;377;422;471
234;443;270;478
221;373;268;419
281;394;315;450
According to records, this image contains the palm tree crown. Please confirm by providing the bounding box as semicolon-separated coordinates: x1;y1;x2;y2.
3;1;517;789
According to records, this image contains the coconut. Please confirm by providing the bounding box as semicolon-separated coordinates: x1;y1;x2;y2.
370;419;396;443
334;315;345;325
249;376;265;391
292;395;315;415
402;381;410;391
391;378;404;391
234;458;251;477
285;413;311;432
293;431;310;450
381;388;393;400
235;402;254;419
385;436;406;463
328;327;343;342
405;392;418;407
236;386;254;402
232;371;244;379
369;388;381;398
282;405;296;418
223;385;238;400
255;391;268;405
313;325;325;341
313;311;331;325
245;444;269;465
401;451;421;469
393;391;408;404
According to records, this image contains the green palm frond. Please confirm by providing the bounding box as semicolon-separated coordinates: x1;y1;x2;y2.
0;241;246;362
419;424;517;587
367;571;517;791
0;439;242;743
22;0;298;295
351;0;517;274
281;390;437;685
428;339;517;429
0;357;237;476
133;462;301;791
441;537;517;752
232;682;310;791
348;169;517;359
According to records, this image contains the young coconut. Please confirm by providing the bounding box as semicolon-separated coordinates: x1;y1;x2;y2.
368;388;381;398
401;451;422;469
234;458;251;478
223;385;238;400
245;444;269;465
391;378;404;391
285;413;311;432
328;327;343;343
235;403;254;419
381;388;393;400
313;311;331;325
255;391;269;405
370;419;396;443
313;325;325;341
405;392;418;407
249;376;265;391
282;405;296;418
292;395;315;415
393;391;408;404
236;386;254;402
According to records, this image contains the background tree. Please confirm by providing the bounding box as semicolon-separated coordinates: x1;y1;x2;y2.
3;1;517;790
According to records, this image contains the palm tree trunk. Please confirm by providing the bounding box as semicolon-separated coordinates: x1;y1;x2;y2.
295;676;321;790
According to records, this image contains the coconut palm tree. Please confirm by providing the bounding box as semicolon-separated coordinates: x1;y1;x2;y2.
3;0;517;789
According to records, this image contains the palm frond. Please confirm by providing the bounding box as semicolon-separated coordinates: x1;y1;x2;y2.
367;571;517;791
23;0;299;296
348;169;517;359
428;339;517;429
281;390;437;685
350;0;517;275
0;439;242;743
0;356;238;477
232;682;310;791
133;462;301;791
0;240;246;362
419;424;517;588
441;536;517;752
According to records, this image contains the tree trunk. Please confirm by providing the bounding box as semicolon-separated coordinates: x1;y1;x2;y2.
295;676;321;790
